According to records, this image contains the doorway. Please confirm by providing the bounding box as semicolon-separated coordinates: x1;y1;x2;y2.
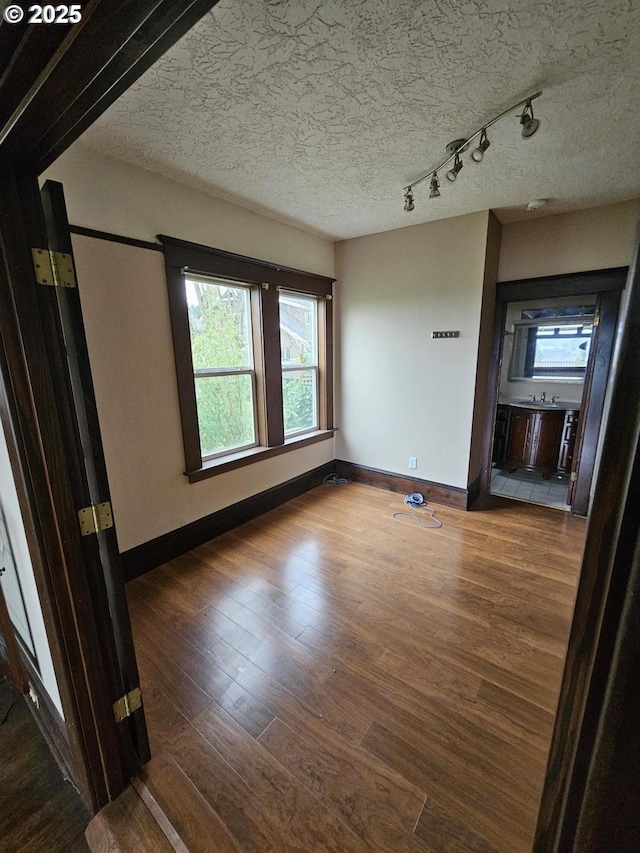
482;269;625;516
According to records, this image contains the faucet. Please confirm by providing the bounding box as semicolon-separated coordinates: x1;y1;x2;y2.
529;394;536;402
539;391;546;402
551;395;560;403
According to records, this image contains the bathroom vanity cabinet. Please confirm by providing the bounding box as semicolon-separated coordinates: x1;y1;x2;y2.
502;404;580;478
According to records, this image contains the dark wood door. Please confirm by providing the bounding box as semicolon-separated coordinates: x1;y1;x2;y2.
39;180;150;774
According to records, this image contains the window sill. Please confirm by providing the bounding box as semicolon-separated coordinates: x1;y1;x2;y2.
185;429;336;483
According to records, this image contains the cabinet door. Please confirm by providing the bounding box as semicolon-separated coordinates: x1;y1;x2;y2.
506;410;533;466
532;410;565;470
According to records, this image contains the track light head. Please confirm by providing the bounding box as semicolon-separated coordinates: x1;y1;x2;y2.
404;187;415;212
519;101;541;138
471;130;491;162
446;155;463;182
429;173;440;198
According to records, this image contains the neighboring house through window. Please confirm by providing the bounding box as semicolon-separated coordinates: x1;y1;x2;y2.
161;236;334;482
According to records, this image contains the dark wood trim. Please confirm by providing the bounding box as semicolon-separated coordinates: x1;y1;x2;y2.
165;263;203;473
480;268;627;502
42;180;149;771
121;462;335;581
159;235;335;294
0;582;29;692
335;460;470;511
534;239;640;849
570;290;620;515
466;474;481;509
187;430;335;483
261;284;285;446
20;653;75;788
496;267;627;300
162;236;334;474
319;296;334;430
69;225;163;253
1;1;222;171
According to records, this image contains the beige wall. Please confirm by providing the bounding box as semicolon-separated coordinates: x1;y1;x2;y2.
72;236;333;551
43;143;336;552
335;211;492;490
43;144;334;278
498;200;640;282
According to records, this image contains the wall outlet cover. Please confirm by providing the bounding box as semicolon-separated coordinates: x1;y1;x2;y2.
409;457;417;469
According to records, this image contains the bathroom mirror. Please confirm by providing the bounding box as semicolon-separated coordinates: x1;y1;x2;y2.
508;306;596;382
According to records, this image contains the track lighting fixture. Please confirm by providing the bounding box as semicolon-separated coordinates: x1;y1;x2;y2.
401;90;542;211
519;100;540;139
446;155;463;182
404;187;415;212
471;130;490;162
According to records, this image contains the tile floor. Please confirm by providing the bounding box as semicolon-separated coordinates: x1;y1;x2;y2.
490;467;571;510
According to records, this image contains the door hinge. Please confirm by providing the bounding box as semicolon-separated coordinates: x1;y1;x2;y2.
113;687;142;723
31;248;77;288
570;471;578;482
78;501;114;536
593;314;600;327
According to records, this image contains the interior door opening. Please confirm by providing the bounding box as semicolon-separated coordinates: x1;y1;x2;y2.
482;270;625;517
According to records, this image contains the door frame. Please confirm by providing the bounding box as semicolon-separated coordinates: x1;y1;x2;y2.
480;267;626;515
0;0;221;812
2;4;640;846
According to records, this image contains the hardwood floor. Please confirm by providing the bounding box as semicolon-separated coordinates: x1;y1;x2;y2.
0;676;90;852
126;483;586;852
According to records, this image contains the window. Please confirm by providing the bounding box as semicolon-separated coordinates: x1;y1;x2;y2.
161;236;334;482
279;293;318;436
525;324;593;378
186;277;257;458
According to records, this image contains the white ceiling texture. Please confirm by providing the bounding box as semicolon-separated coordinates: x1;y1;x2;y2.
80;0;640;240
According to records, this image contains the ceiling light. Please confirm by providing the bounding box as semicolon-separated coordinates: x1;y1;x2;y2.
446;155;463;182
403;187;415;212
526;198;548;211
471;130;490;162
401;90;542;211
519;101;541;139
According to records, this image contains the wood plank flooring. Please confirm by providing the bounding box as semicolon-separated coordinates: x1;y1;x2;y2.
0;676;90;852
126;483;586;853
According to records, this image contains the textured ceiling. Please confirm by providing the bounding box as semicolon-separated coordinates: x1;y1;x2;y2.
79;0;640;240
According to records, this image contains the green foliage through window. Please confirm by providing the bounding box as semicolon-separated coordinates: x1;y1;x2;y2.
186;278;255;456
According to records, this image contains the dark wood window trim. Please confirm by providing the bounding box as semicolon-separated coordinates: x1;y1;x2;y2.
159;235;335;481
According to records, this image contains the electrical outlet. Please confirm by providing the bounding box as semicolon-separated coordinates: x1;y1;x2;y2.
409;456;417;469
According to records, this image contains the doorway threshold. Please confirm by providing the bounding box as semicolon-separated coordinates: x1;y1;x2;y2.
490;468;571;511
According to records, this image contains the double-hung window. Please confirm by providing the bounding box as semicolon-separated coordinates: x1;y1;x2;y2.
280;293;319;436
186;277;257;458
161;236;334;482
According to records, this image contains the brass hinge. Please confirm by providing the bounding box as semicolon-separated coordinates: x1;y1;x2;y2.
31;248;77;288
78;501;113;536
113;687;142;723
593;314;600;327
570;471;578;482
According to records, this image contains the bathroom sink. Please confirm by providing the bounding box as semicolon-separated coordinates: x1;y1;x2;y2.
503;399;580;410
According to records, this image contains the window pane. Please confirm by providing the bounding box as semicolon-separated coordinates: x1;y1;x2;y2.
534;333;592;372
282;369;317;435
195;374;255;456
186;278;252;370
279;294;317;367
